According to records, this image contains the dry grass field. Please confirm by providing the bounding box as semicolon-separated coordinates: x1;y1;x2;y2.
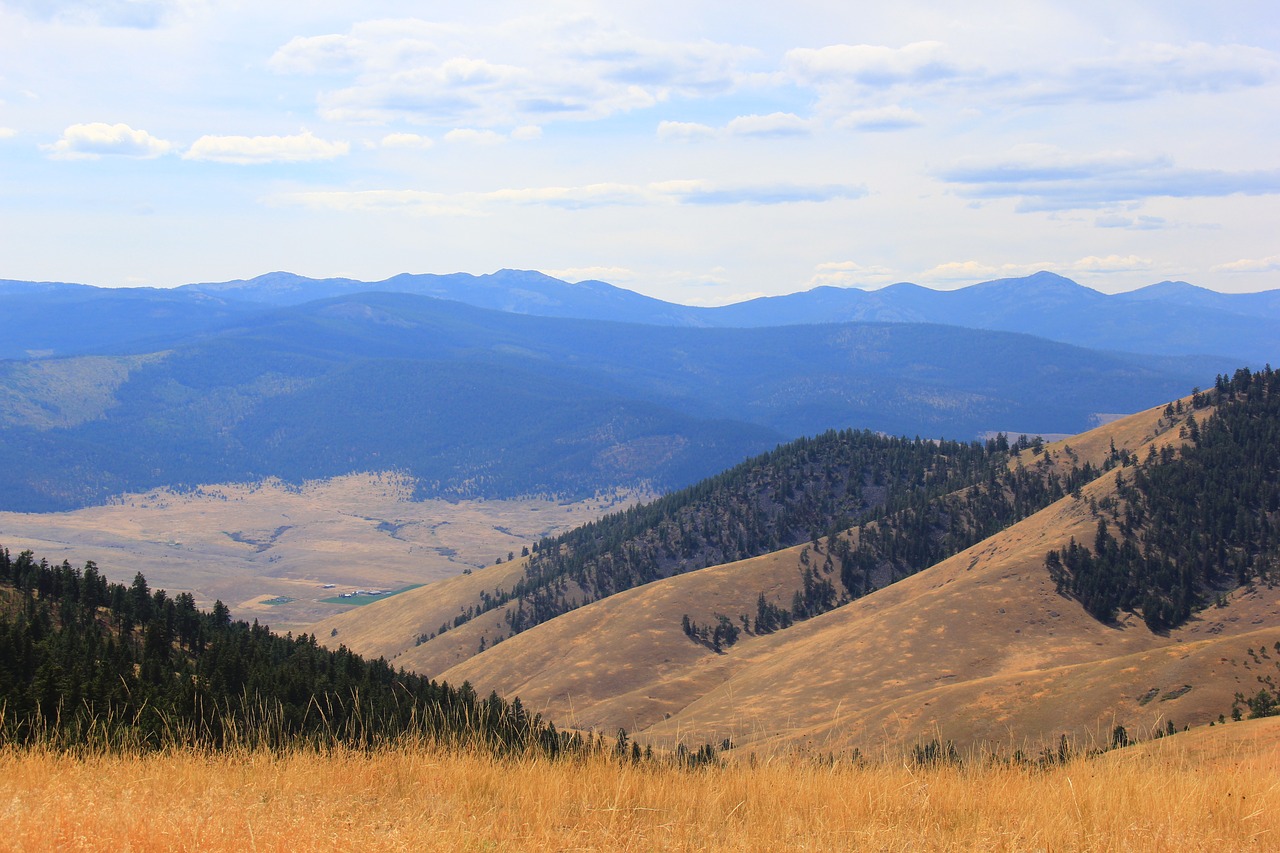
1;718;1276;851
0;472;644;634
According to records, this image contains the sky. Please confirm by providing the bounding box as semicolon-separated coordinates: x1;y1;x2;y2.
1;1;1278;304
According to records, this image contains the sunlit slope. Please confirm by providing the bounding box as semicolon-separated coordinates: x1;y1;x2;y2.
313;558;530;661
645;480;1276;753
417;396;1280;751
642;402;1278;752
1108;713;1280;768
430;542;815;732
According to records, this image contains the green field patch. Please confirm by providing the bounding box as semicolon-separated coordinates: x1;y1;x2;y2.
320;584;424;606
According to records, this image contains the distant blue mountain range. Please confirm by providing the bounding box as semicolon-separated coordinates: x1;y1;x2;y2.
3;268;1273;364
0;269;1269;510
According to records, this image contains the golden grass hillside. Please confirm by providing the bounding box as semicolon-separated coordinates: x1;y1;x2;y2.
371;399;1280;754
2;718;1277;851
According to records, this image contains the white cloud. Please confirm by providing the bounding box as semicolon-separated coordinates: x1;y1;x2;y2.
7;0;172;28
1094;213;1167;230
1018;42;1280;105
443;128;506;145
184;130;349;164
785;41;960;87
44;122;172;159
922;260;1001;281
920;261;1051;283
0;127;16;139
656;120;716;142
939;144;1280;211
837;105;923;132
281;18;756;127
278;179;866;215
542;266;637;283
659;113;813;141
511;125;542;140
725;112;811;138
268;20;447;76
380;132;434;149
1068;254;1154;273
808;261;898;289
269;34;366;75
1212;255;1280;273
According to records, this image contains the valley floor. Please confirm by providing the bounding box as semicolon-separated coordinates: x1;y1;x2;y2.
2;719;1277;851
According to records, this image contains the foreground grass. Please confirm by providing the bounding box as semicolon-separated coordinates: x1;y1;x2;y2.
0;736;1276;851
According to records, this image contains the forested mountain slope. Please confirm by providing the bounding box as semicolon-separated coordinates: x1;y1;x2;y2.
0;291;1219;511
0;549;569;754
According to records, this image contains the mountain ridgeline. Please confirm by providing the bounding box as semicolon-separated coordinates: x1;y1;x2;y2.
0;287;1226;511
424;428;1106;646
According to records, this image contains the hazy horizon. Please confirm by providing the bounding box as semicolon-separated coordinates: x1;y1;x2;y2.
4;267;1276;306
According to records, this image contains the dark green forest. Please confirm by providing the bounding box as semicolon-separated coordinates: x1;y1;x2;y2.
1046;366;1279;630
0;548;576;754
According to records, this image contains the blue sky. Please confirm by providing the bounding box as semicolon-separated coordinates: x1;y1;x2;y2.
1;1;1277;303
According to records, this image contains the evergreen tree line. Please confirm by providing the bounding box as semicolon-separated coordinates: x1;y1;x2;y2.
699;450;1107;648
1046;366;1279;630
0;548;585;755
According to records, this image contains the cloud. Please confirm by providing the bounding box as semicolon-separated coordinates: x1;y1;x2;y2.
269;34;365;75
541;266;637;283
657;114;813;142
672;182;863;205
1067;254;1154;273
1212;255;1280;273
184;130;349;164
938;144;1280;211
808;261;898;289
784;41;959;87
380;132;434;149
656;120;716;142
44;122;172;159
0;127;17;139
279;19;756;127
1018;42;1280;105
7;0;171;28
920;261;1050;283
268;19;447;76
725;112;811;138
922;261;1001;281
278;179;866;215
511;125;542;141
443;128;506;145
1094;213;1168;230
837;105;923;132
920;256;1156;284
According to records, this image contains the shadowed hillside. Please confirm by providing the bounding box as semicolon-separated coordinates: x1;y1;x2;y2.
0;290;1222;511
